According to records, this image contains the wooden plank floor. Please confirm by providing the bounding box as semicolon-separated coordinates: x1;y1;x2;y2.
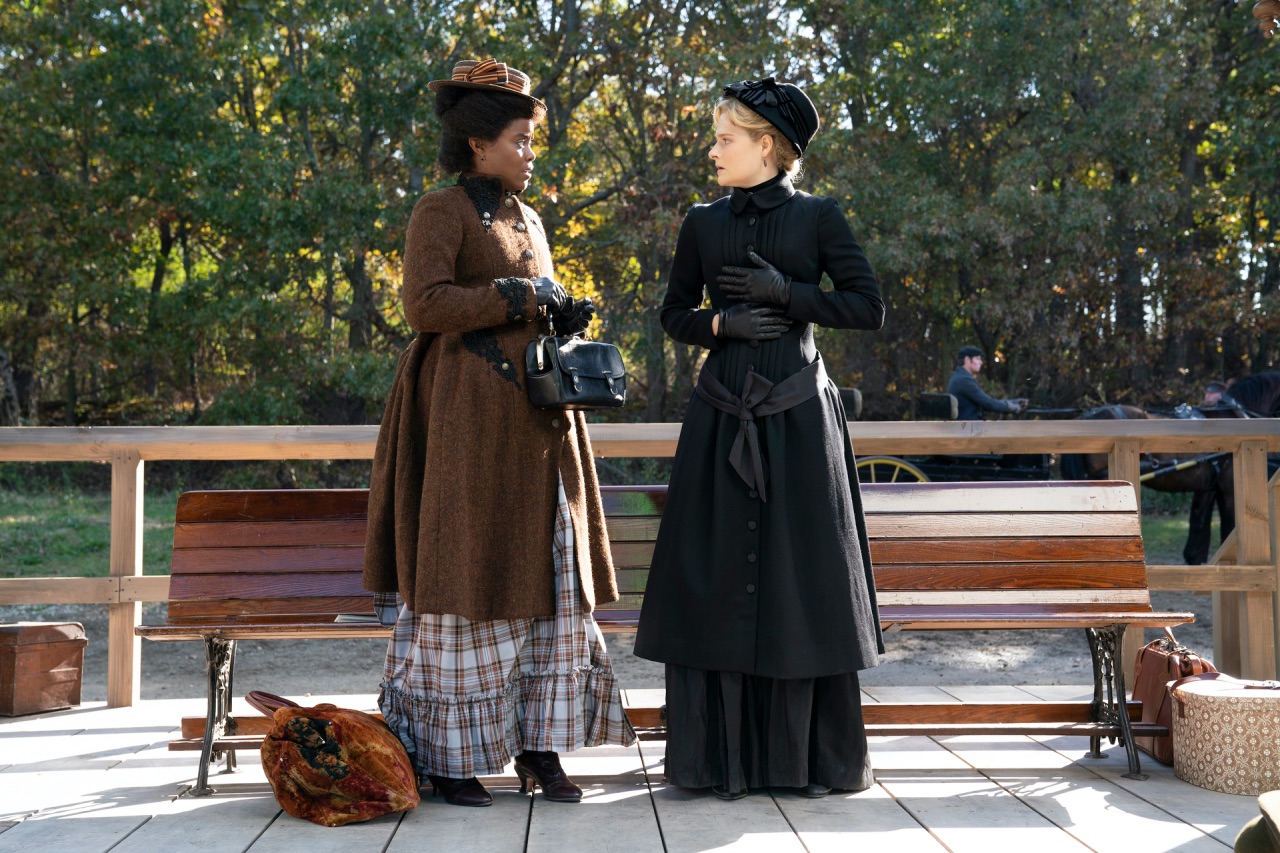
0;689;1262;852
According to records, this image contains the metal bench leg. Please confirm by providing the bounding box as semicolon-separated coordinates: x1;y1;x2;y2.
190;636;236;797
1086;625;1146;780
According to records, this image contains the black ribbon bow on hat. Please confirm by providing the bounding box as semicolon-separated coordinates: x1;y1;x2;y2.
723;77;814;154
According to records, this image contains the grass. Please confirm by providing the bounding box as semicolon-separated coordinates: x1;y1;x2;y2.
0;489;180;578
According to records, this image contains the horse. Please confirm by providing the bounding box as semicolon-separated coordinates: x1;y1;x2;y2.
1059;405;1233;565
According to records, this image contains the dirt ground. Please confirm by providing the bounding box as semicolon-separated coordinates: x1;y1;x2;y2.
1;590;1215;704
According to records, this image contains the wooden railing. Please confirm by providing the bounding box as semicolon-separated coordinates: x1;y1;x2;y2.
2;420;1278;706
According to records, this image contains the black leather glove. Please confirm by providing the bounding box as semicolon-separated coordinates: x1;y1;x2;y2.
531;276;570;313
716;303;792;341
717;250;792;308
552;297;596;335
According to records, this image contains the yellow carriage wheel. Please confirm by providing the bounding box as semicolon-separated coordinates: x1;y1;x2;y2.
854;456;930;483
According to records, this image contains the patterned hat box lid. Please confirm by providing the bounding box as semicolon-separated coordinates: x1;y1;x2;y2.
0;622;88;717
1171;674;1280;796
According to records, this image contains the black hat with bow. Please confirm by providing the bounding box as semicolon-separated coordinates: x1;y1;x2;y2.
722;77;820;155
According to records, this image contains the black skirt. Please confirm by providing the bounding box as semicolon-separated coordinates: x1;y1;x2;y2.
662;663;873;793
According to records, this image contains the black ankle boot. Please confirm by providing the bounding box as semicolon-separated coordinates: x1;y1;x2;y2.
514;750;583;803
426;774;492;807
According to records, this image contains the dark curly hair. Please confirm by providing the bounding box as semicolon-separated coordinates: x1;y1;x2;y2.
434;87;546;174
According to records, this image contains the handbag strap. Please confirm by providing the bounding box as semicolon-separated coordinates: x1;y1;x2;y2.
246;690;301;717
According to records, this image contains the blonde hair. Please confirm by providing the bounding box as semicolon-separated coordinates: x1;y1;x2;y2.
713;97;802;179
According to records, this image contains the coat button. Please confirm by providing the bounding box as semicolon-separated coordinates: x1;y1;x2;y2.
748;217;757;226
501;362;509;370
514;314;523;322
746;584;756;594
504;196;516;207
749;340;759;348
747;553;757;563
516;222;527;232
748;521;757;530
522;249;534;260
749;489;758;498
551;418;561;428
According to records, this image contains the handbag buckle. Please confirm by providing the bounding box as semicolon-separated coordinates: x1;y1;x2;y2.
568;367;581;392
603;371;615;394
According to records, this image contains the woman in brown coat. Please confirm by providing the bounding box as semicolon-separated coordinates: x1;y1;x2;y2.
363;59;633;807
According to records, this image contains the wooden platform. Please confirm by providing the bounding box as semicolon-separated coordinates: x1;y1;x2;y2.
0;688;1261;852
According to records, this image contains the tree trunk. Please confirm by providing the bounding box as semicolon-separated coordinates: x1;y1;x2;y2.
344;252;374;351
12;297;48;422
146;218;175;396
1112;170;1147;389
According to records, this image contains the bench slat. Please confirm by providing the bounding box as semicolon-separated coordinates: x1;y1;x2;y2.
878;589;1151;606
169;596;373;621
175;520;366;549
861;480;1138;513
171;546;364;574
872;537;1145;563
604;511;1142;540
609;538;1146;570
873;563;1149;590
166;572;369;601
177;489;368;522
867;512;1140;538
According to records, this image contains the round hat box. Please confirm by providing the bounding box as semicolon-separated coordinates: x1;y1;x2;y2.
1170;674;1280;796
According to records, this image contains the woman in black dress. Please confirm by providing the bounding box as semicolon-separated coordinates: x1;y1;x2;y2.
633;78;885;800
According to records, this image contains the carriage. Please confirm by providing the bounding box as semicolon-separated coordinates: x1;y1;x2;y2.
846;390;1055;484
843;373;1280;564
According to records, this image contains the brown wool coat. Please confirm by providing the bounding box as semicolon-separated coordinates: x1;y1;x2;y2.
362;176;618;620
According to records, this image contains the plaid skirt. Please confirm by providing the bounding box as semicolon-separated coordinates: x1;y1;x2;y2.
375;478;635;778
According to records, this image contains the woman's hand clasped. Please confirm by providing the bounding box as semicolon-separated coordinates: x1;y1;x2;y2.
716;303;792;342
717;250;792;309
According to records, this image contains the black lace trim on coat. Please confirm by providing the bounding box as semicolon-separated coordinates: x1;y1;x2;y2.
494;277;529;323
457;174;504;229
461;329;521;389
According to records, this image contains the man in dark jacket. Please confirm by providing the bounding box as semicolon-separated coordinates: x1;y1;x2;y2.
946;346;1026;420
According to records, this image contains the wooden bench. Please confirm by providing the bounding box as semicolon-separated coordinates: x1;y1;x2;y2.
140;480;1192;794
599;480;1193;780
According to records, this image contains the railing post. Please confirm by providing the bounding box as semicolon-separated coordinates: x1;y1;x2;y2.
107;448;143;707
1234;440;1276;679
1270;472;1280;681
1108;439;1144;685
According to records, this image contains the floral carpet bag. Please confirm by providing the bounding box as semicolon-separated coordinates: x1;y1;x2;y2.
249;691;419;827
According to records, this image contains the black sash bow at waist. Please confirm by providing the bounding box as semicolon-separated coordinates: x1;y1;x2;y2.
694;356;828;502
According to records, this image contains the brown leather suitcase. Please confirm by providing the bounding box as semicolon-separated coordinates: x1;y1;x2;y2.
1131;628;1216;764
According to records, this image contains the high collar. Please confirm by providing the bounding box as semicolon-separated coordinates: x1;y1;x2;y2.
729;172;795;214
457;173;519;227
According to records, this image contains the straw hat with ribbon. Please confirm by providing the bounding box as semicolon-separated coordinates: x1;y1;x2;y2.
428;59;546;108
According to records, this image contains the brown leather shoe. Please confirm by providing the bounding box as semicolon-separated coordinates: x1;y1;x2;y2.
427;775;492;807
514;751;583;802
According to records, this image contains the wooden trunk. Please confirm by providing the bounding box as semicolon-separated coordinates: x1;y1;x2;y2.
0;622;87;716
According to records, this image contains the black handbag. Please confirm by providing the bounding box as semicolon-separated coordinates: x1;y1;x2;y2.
525;333;626;410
